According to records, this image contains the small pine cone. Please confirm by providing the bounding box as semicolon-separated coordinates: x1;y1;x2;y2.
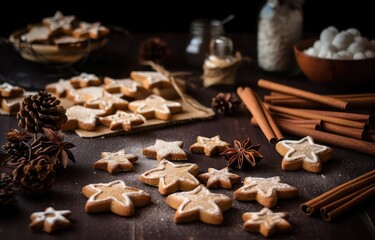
0;173;18;206
17;91;67;133
13;155;56;194
139;37;169;64
211;92;241;115
1;142;29;167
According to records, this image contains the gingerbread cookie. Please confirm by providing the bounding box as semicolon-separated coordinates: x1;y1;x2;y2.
103;77;149;99
94;150;138;174
0;82;24;97
189;135;230;156
46;79;74;97
100;110;145;131
29;207;72;233
62;105;105;131
234;176;298;208
73;22;110;39
1;91;36;114
142;139;187;161
128;94;182;120
139;160;199;195
21;25;51;43
276;136;333;173
82;180;151;216
42;11;76;34
130;71;172;89
198;167;241;189
166;185;232;225
67;86;104;105
84;92;128;114
242;207;292;237
53;35;86;45
69;73;101;89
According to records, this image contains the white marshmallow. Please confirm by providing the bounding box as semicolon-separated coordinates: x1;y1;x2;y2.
348;42;366;53
304;47;318;56
332;31;354;50
353;52;366;60
337;50;353;60
346;28;361;37
313;40;322;50
365;50;375;58
320;27;338;43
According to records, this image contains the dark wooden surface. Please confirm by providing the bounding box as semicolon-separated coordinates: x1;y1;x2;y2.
0;33;375;240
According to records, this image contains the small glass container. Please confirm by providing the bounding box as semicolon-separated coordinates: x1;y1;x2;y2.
185;19;224;67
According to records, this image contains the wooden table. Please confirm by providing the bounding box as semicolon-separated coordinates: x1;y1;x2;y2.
0;33;374;239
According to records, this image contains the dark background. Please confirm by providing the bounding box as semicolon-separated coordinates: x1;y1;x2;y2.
0;0;374;37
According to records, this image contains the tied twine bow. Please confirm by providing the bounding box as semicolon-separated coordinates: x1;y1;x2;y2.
145;61;210;113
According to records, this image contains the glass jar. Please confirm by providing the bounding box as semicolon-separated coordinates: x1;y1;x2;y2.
185;19;224;67
257;0;303;73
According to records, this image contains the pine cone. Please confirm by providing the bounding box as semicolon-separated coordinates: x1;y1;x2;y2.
211;92;241;115
13;155;56;194
0;173;18;206
17;91;67;133
139;37;169;64
2;129;32;167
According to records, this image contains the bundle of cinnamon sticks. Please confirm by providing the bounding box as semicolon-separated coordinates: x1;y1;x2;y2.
301;169;375;221
241;79;375;156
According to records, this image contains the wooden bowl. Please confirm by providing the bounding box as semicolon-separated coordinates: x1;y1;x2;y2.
294;39;375;84
9;28;108;64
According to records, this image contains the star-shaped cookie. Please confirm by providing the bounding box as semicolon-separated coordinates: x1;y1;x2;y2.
198;167;241;189
82;180;151;216
142;139;187;161
45;79;74;97
73;22;110;39
233;176;298;208
139;160;199;195
42;11;76;34
276;136;333;173
242;207;292;237
128;94;182;120
94;149;138;174
62;105;105;131
103;77;149;98
29;207;72;233
84;92;129;114
100;110;146;131
67;86;104;105
130;71;172;89
0;82;24;97
70;73;101;88
166;185;232;225
189;135;230;156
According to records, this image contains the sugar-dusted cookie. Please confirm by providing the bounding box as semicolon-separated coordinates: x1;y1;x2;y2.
130;71;172;89
72;22;110;39
21;25;51;43
142;139;187;161
0;82;24;97
103;77;149;99
276;136;333;173
42;11;76;34
69;73;101;89
242;207;292;237
29;207;72;233
99;110;145;131
234;176;298;208
84;92;128;114
198;167;241;189
53;36;86;45
189;135;230;156
139;160;199;195
62;105;105;131
67;86;104;105
0;91;36;114
82;180;151;217
166;185;232;225
128;94;182;120
94;149;138;174
45;79;74;97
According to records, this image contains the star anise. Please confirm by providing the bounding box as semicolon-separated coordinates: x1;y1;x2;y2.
34;128;75;168
221;138;263;169
5;129;32;143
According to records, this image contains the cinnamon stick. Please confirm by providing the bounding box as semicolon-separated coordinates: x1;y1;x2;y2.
250;118;320;130
302;109;370;123
271;112;302;120
277;124;375;156
266;104;366;129
300;169;375;216
320;183;375;221
237;87;277;143
265;93;375;102
271;97;375;109
321;122;364;140
257;95;284;141
258;79;348;110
